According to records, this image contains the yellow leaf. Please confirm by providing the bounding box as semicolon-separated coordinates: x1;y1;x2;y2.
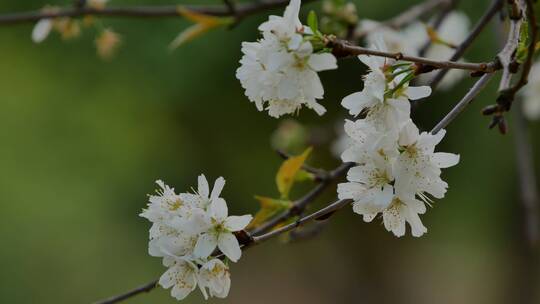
276;147;312;199
170;6;234;49
247;196;292;229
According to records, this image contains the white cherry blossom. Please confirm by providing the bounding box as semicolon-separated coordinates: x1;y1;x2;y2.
198;259;231;299
359;20;427;56
258;0;303;40
159;257;200;301
420;11;470;90
338;152;395;214
394;120;460;202
353;195;427;237
194;198;252;262
340;119;399;164
236;0;337;118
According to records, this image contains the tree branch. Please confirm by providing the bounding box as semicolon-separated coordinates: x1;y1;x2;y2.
251;161;354;235
0;0;316;25
329;37;500;73
431;73;494;134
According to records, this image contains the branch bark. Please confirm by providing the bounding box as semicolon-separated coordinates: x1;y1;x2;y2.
431;73;494;134
329;37;500;73
0;0;316;25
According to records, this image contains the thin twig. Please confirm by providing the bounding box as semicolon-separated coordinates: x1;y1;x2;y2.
251;161;354;235
431;73;494;134
252;199;352;243
0;0;316;25
94;280;158;304
329;38;499;73
429;0;504;89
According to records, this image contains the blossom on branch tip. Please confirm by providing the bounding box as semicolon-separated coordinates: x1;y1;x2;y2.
236;0;338;118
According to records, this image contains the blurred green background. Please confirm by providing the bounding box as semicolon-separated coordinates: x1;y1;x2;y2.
0;0;539;303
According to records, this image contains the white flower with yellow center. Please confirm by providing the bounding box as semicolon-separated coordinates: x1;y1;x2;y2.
194;198;252;262
198;259;231;299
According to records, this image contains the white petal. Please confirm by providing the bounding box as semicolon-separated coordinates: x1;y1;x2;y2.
32;19;53;43
308;53;338;71
432;152;460;168
224;215;253;231
194;233;217;259
405;86;432;100
218;232;242;262
398;119;419;146
341;91;376;116
210;177;226;200
288;34;303;50
209;198;228;221
158;266;177;289
198;174;210;197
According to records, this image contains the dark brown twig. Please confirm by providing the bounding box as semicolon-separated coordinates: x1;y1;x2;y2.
0;0;316;25
431;73;494;134
329;37;500;73
93;280;158;304
251;161;354;236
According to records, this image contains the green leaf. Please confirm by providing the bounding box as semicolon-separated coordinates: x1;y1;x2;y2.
516;20;530;64
275;147;312;199
247;196;292;229
307;10;319;34
294;169;315;182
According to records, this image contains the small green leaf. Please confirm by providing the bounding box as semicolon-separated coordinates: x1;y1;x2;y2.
516;20;529;64
294;169;315;182
307;10;319;33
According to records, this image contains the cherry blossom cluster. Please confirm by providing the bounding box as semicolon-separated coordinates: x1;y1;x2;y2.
140;175;252;300
336;38;460;237
236;0;338;118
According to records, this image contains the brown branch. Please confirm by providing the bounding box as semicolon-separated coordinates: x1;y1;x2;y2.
482;0;538;132
328;37;500;73
252;199;352;243
94;280;158;304
0;0;316;25
251;161;354;235
431;73;494;134
429;0;504;89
